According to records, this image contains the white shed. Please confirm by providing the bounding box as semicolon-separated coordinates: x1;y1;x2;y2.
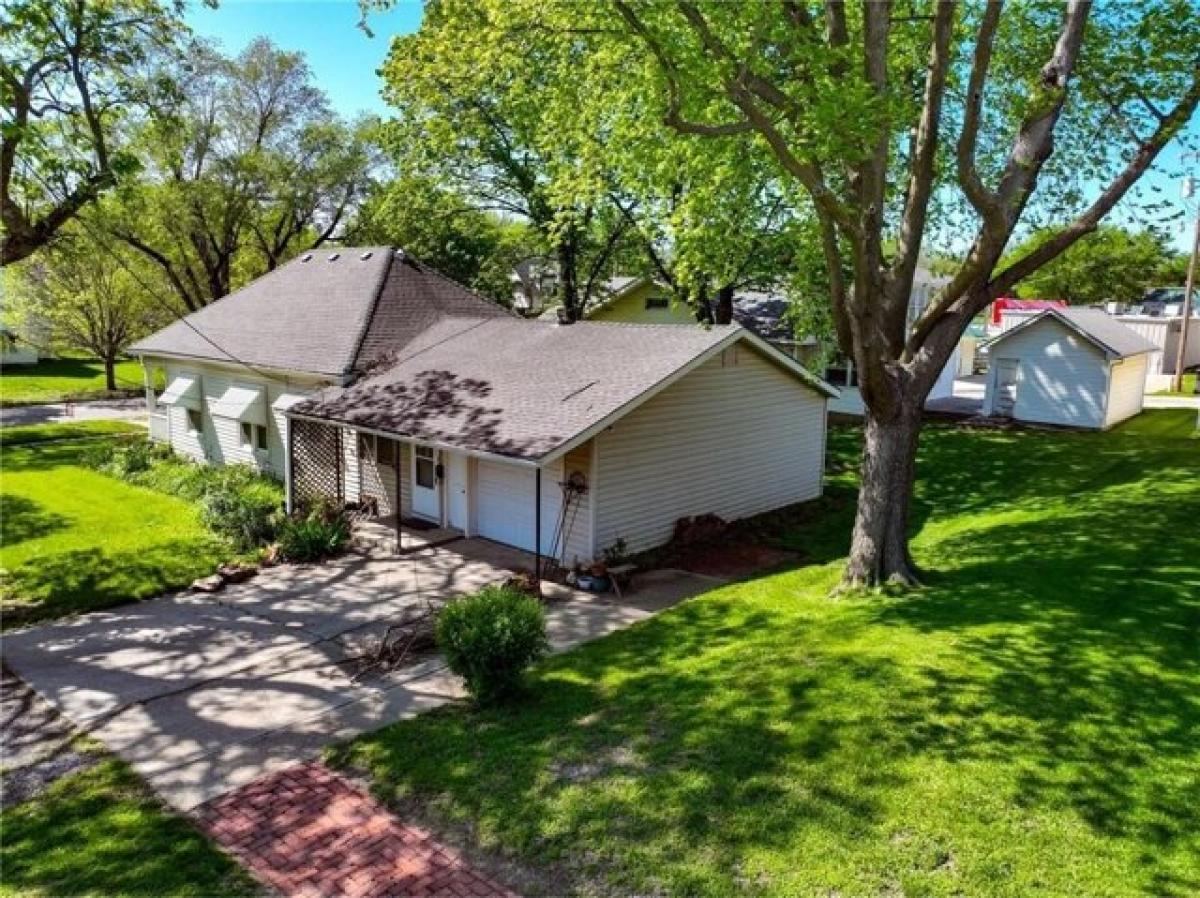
982;307;1158;430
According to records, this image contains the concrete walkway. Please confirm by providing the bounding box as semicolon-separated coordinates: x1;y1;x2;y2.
0;397;147;427
2;539;714;811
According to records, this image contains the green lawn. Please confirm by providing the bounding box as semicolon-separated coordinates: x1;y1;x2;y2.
0;758;255;897
0;357;150;406
333;410;1200;897
1;424;227;628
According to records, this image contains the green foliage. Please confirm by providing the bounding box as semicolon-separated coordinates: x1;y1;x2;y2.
1;757;256;897
199;477;283;552
351;176;541;304
1;0;189;263
337;412;1200;895
1005;225;1181;304
79;438;284;551
436;585;548;705
277;502;350;562
101;37;375;312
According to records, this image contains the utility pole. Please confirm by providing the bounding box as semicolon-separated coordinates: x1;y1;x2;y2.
1174;160;1200;394
1174;212;1200;394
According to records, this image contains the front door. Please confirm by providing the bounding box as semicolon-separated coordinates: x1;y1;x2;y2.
411;444;440;521
446;452;469;531
994;359;1019;417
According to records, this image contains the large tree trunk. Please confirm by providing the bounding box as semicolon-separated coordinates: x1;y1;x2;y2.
103;355;118;392
555;234;581;321
712;283;735;324
843;401;923;588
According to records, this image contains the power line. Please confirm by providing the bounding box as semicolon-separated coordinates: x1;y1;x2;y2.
16;166;296;386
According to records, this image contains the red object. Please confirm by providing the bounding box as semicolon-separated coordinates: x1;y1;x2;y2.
990;297;1067;326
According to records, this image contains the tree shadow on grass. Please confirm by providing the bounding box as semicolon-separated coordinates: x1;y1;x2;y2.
334;419;1200;896
1;540;226;629
0;758;254;896
0;495;68;546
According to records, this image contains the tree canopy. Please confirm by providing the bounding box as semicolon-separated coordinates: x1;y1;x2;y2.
1;0;189;264
1007;225;1183;305
397;0;1198;586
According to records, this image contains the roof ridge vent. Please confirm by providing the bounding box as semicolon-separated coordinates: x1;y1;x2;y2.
328;252;340;261
360;251;373;261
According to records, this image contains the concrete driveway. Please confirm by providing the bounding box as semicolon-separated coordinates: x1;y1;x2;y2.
2;539;713;811
0;397;148;427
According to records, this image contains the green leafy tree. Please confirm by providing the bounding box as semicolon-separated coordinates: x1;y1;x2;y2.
9;228;167;389
388;0;1200;587
0;0;188;265
104;38;374;312
349;175;543;303
1007;226;1178;304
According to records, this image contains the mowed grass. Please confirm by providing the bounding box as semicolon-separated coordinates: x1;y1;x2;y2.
333;410;1200;897
0;758;256;897
1;424;226;627
1152;373;1197;396
0;356;149;405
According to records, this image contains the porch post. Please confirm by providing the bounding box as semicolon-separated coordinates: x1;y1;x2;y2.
394;439;402;554
534;466;542;593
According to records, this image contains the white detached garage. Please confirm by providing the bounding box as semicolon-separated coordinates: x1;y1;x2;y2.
287;318;836;565
982;307;1157;430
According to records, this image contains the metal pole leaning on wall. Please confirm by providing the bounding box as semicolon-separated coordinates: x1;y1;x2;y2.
534;467;542;596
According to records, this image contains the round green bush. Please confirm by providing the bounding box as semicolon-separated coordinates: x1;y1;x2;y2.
436;585;548;705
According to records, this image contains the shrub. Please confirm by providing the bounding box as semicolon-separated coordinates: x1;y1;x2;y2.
277;506;350;562
436;585;548;705
200;480;282;552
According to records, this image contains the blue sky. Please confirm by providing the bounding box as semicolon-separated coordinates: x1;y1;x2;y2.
187;1;1198;254
186;0;422;118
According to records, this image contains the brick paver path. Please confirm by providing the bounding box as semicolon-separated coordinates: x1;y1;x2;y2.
196;762;516;897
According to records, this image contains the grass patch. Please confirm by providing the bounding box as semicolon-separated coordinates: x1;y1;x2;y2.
0;757;255;897
1;426;227;628
0;357;152;406
1;420;145;446
333;411;1200;897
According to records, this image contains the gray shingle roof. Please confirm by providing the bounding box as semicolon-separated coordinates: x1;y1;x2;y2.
290;320;832;462
990;307;1159;359
130;248;512;377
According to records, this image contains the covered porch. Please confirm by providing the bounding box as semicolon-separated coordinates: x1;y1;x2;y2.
284;416;594;573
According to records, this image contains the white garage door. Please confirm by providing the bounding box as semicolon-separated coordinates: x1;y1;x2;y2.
476;460;561;553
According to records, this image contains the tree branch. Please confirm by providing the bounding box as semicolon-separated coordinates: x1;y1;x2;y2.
955;0;1004;222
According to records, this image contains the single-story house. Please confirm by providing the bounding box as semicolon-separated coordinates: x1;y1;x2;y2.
981;307;1158;430
133;247;836;566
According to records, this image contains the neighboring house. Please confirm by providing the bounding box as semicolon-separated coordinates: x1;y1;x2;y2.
133;247;836;565
981;307;1157;430
540;276;820;362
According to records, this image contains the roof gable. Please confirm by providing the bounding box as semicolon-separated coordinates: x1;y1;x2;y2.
130;249;512;377
986;307;1158;360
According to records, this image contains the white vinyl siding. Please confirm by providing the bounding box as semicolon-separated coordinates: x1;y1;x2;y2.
147;357;326;479
559;442;594;565
1104;354;1148;428
353;435;410;518
984;319;1109;429
593;345;827;555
